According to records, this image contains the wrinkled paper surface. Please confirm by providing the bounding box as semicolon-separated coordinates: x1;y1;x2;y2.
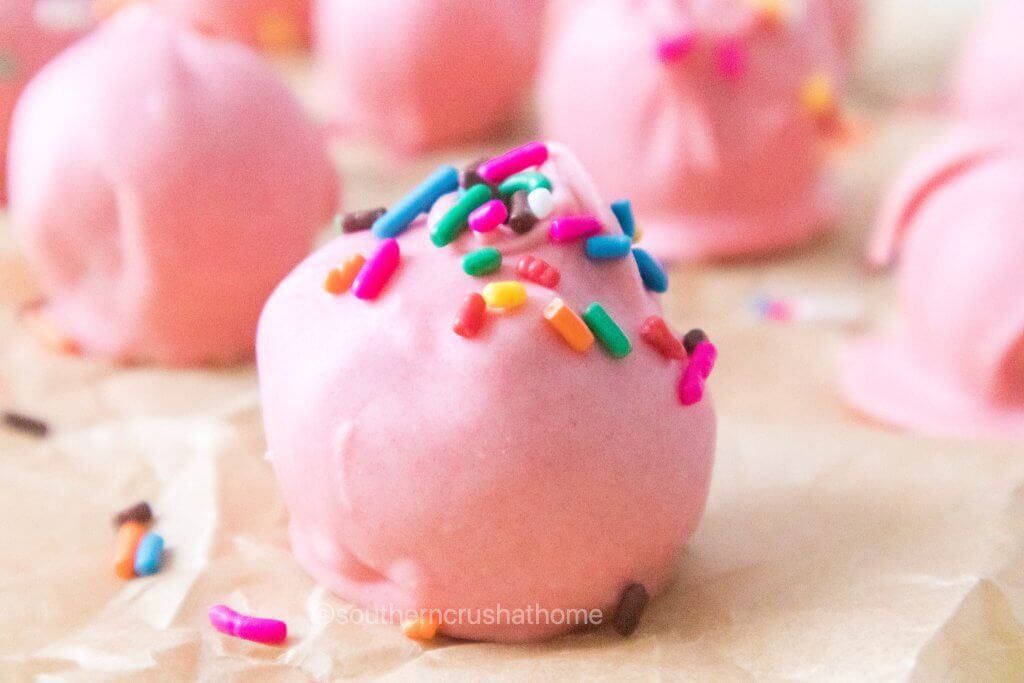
2;98;1023;680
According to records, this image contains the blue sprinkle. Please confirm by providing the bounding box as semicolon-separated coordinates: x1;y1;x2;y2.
134;532;164;577
632;248;668;292
372;165;459;239
586;234;633;260
610;199;636;238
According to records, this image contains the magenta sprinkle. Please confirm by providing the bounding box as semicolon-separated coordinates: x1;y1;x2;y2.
468;199;508;233
209;605;287;645
678;341;717;406
716;37;747;81
655;32;698;64
549;215;603;243
353;238;400;300
477;142;549;183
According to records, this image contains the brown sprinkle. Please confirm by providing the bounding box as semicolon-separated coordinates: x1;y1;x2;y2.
337;207;386;234
611;582;649;637
508;190;538;235
683;329;709;356
2;411;49;438
113;501;153;528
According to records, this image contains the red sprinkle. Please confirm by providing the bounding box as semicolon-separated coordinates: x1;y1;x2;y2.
516;255;560;289
639;316;686;360
454;293;487;338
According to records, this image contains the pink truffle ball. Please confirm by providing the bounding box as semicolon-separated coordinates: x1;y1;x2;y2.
153;0;311;49
843;130;1024;441
314;0;545;153
538;0;846;261
951;0;1024;126
8;7;338;365
258;144;716;642
0;0;86;203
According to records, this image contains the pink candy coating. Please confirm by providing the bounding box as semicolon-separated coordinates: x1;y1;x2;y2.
468;199;507;233
352;238;400;300
209;604;288;644
7;7;338;365
477;141;549;184
950;0;1024;126
843;129;1024;440
538;0;846;262
257;142;716;642
549;215;602;243
314;0;545;153
0;0;86;204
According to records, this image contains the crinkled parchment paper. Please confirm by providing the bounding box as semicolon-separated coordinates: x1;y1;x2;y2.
2;104;1023;681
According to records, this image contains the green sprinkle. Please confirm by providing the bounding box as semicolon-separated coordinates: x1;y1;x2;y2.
582;303;631;359
430;184;492;247
462;247;502;277
499;172;552;196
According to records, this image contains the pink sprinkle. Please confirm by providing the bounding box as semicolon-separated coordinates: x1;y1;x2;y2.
678;341;717;406
353;238;400;300
477;142;549;183
766;301;793;322
715;38;747;81
468;199;507;233
655;32;698;64
209;605;287;645
549;215;602;243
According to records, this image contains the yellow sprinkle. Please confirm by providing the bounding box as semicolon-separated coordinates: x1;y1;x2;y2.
402;617;439;641
750;0;787;25
801;74;836;118
632;225;644;244
482;281;527;310
258;10;301;53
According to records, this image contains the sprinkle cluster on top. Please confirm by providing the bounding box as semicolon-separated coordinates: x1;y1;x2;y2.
324;141;716;407
654;0;847;139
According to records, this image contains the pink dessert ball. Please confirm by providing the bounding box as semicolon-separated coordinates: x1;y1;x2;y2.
258;143;717;642
314;0;546;154
538;0;846;261
153;0;311;50
950;0;1024;125
843;130;1024;441
0;0;88;203
8;6;338;365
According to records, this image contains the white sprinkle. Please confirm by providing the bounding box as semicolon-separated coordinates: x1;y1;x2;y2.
527;188;555;220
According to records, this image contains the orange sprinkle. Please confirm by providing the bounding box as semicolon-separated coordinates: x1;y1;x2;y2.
401;616;440;641
543;298;595;353
324;254;366;295
113;521;148;579
801;74;836;119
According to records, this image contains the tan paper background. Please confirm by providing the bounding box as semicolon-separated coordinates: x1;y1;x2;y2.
1;62;1023;680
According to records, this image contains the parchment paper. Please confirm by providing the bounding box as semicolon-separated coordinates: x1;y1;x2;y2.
1;82;1023;680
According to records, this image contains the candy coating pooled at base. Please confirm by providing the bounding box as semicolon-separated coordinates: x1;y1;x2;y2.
7;7;337;365
842;129;1024;440
257;142;716;642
